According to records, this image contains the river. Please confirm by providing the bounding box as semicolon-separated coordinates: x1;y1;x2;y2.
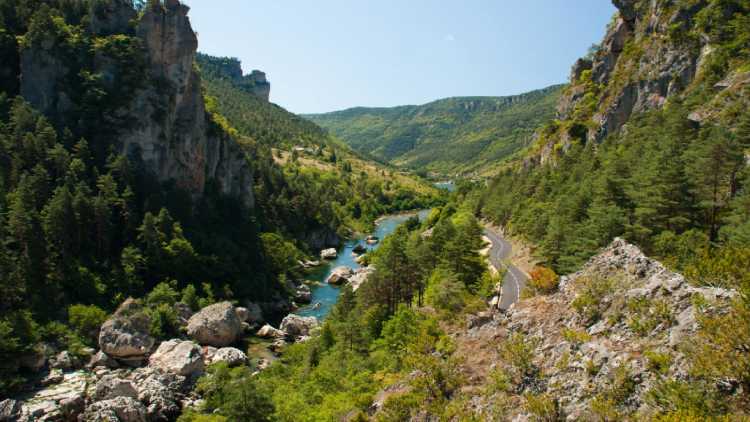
296;209;432;320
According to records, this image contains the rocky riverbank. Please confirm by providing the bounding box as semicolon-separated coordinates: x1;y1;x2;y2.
0;296;325;421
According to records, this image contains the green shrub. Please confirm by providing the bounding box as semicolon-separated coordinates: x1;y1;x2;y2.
500;332;539;378
571;277;616;325
523;393;561;421
195;363;276;421
561;327;591;345
68;304;108;345
626;297;675;336
645;350;673;375
147;303;179;340
146;281;180;307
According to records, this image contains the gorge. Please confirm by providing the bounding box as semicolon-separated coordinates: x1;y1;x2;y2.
0;0;749;421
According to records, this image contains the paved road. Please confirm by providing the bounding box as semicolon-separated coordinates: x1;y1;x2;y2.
483;227;528;310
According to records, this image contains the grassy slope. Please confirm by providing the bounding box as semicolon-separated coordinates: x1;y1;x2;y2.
305;85;564;176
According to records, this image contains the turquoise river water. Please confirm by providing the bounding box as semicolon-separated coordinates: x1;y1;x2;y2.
296;209;431;320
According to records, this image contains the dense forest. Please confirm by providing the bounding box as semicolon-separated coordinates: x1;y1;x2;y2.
481;104;750;276
306;86;563;176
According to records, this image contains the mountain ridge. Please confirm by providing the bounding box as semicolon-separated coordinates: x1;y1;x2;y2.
305;84;564;176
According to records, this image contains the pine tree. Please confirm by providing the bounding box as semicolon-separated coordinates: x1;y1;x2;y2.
686;126;745;241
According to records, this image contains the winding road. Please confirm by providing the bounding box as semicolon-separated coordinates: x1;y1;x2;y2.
483;227;529;310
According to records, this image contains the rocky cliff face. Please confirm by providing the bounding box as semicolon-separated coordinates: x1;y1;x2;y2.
247;70;271;101
126;0;254;208
19;0;255;209
541;0;750;163
195;53;272;101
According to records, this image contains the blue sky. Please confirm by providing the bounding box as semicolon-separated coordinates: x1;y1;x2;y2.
187;1;616;114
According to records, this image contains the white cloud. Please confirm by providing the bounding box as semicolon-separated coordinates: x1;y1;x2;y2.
444;34;456;42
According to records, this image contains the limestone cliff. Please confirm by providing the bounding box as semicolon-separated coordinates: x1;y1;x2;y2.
19;0;255;208
195;53;272;101
540;0;750;163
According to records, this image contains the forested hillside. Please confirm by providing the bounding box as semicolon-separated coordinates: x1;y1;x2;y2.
196;52;443;239
0;0;440;402
481;0;750;277
306;85;563;176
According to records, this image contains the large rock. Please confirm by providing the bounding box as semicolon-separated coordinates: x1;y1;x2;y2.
187;302;242;347
88;350;120;369
0;400;21;422
244;302;264;324
327;266;354;285
256;324;284;339
148;339;204;376
280;314;319;338
295;284;312;304
210;347;249;367
50;351;79;371
99;298;155;359
80;396;147;422
320;248;338;260
18;344;48;372
235;307;250;322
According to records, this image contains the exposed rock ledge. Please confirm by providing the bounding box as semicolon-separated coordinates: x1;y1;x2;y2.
446;238;735;421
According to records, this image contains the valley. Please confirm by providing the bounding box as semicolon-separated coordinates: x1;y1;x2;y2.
0;0;748;421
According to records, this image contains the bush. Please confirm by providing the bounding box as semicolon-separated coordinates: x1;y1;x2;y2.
500;332;539;378
626;297;674;336
194;363;276;422
147;303;179;340
526;266;559;296
68;304;108;345
146;281;180;307
645;350;673;375
571;277;616;325
561;327;591;345
523;393;561;421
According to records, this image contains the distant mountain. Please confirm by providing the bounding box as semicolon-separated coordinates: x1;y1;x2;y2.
305;85;564;176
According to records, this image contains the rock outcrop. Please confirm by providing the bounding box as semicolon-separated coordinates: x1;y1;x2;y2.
195;53;271;101
99;299;155;362
452;238;735;420
20;0;255;209
540;0;750;164
187;302;242;347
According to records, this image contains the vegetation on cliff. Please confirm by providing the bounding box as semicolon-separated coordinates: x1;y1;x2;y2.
0;0;440;396
482;0;750;279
